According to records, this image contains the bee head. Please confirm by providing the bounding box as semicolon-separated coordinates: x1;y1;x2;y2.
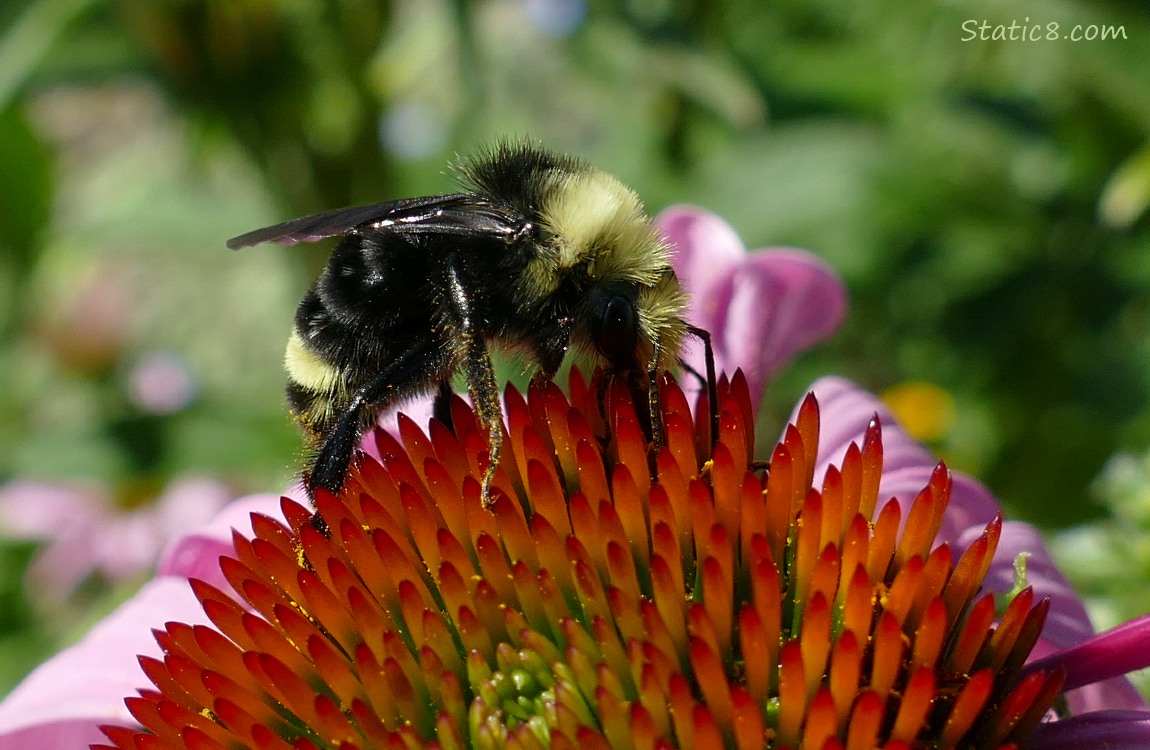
533;164;687;375
576;267;686;375
585;283;640;371
460;140;689;375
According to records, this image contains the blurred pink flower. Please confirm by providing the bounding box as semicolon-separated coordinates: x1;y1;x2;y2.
0;476;233;606
125;351;197;415
34;262;136;374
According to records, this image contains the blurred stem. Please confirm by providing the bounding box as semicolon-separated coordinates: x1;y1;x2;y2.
0;0;104;109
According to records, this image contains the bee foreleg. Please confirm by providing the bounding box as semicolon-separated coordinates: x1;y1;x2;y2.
686;324;718;448
308;342;444;498
446;258;502;508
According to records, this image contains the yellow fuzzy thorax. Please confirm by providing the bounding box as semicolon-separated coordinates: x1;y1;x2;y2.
534;168;672;291
532;167;687;370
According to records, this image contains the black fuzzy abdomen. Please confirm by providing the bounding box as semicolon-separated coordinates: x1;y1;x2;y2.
287;233;450;437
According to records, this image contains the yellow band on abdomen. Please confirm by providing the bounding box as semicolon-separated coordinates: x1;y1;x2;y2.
284;330;343;393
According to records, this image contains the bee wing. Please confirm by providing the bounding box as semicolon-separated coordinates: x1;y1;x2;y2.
227;194;525;249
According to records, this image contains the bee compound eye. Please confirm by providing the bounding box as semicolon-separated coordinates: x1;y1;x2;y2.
595;294;639;367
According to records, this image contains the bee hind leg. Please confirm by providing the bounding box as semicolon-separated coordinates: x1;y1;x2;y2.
308;342;446;498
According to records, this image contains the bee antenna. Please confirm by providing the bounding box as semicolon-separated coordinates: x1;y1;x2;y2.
686;325;718;448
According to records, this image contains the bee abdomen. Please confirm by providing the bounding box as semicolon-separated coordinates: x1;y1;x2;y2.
286;379;340;443
285;329;345;394
284;321;352;444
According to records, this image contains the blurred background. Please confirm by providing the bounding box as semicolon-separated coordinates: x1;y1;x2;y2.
1;0;1149;695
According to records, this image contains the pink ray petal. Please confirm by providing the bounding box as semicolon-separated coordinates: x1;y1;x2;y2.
0;577;206;749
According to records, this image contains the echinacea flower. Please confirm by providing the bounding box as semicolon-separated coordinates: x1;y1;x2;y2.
116;371;1067;750
4;367;1147;749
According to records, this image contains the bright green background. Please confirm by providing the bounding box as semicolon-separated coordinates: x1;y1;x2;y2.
1;0;1149;696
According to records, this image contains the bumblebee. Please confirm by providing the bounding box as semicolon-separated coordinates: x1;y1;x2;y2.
229;140;711;504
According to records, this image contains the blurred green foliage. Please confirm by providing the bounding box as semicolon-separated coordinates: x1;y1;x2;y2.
1055;444;1150;697
0;540;53;693
1;0;1150;693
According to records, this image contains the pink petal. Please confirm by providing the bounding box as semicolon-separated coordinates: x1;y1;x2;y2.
158;492;292;592
1057;678;1149;716
0;480;108;539
706;250;846;398
0;577;207;749
656;205;745;312
1023;614;1150;707
661;206;846;403
1026;710;1150;749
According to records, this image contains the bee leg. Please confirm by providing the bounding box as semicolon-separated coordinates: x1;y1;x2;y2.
677;359;705;386
446;259;502;508
308;342;444;498
595;369;614;450
432;379;455;433
647;344;662;451
686;325;718;448
463;344;501;507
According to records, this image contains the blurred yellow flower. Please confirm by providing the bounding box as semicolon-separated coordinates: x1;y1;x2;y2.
881;381;957;444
